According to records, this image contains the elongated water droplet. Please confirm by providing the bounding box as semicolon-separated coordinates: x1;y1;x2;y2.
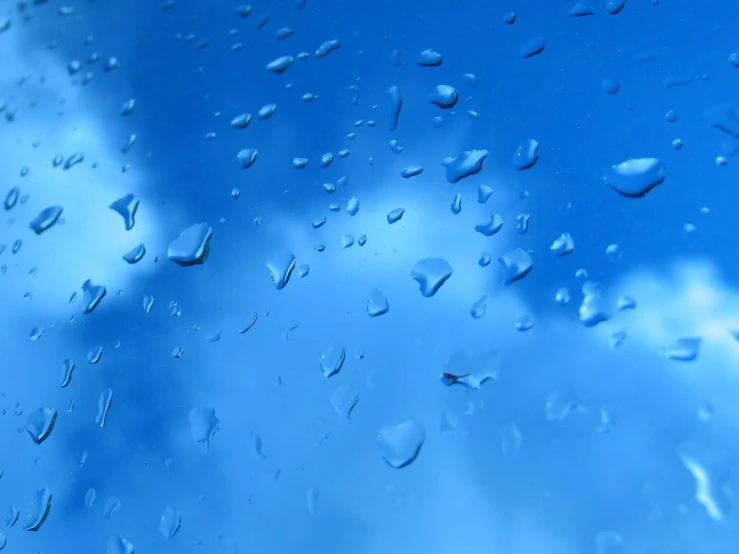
29;206;63;235
25;408;57;445
109;194;139;230
23;488;52;531
159;505;181;539
95;389;113;427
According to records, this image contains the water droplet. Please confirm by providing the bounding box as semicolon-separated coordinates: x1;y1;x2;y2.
107;535;135;554
503;11;516;23
568;1;595;16
60;359;75;387
346;196;360;216
122;243;146;264
610;330;628;348
498;248;533;284
411;258;453;297
330;385;359;421
602;77;620;94
606;243;622;262
698;402;714;421
239;313;258;333
387;208;405;224
293;157;309;168
81;279;106;314
662;337;702;362
167;223;213;266
451;193;462;214
258;103;277;119
377;419;425;468
470;295;487;318
237;148;258;168
230;113;252;129
616;295;636;310
603;158;666;198
428;85;458;108
103;496;121;518
5;505;17;527
4;188;19;210
520;37;545;58
189;407;219;450
442;149;488;183
475;214;504;236
22;488;52;531
109;194;139;230
555;288;571;305
400;165;423;178
511;138;539;170
159;505;181;539
500;423;522;459
516;315;534;331
417;49;443;66
606;0;626;14
367;288;389;317
266;55;294;73
25;408;57;445
143;295;154;313
120;98;136;116
678;443;730;521
545;385;581;421
388;85;403;131
319;344;345;378
341;234;355;248
551;232;575;256
316;39;341;57
84;489;96;509
87;345;103;364
29;206;63;235
266;250;296;290
95;389;113;427
579;281;612;327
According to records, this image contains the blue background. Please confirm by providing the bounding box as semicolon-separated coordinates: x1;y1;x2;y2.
1;0;738;552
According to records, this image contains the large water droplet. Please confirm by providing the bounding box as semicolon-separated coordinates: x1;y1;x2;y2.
266;250;296;290
319;344;345;378
159;505;181;539
22;488;52;531
25;408;57;445
411;258;453;297
366;288;389;317
442;150;489;183
109;194;139;230
81;279;106;314
189;407;219;451
167;223;213;266
377;419;425;468
603;158;666;198
428;85;458;108
498;248;533;284
29;206;63;235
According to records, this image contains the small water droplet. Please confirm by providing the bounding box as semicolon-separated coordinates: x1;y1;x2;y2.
189;407;219;451
511;139;539;170
330;385;359;421
25;408;57;445
87;345;103;364
266;250;296;290
367;288;389;317
60;359;75;387
159;505;181;539
29;206;63;235
319;344;346;378
662;337;702;362
550;232;575;256
107;534;135;554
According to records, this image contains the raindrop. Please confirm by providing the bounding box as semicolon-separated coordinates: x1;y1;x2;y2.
377;419;425;468
330;386;359;421
107;535;135;554
555;288;571;305
159;505;181;539
417;49;443;66
81;279;107;314
498;248;533;284
341;234;355;248
500;423;522;459
230;113;252;129
87;346;103;364
388;86;403;131
579;281;612;327
189;407;219;450
29;206;63;235
451;193;462;214
102;496;121;518
551;233;574;256
266;55;294;73
475;214;503;236
258;104;277;119
606;244;622;262
545;385;582;421
109;194;139;231
120;98;136;116
84;489;96;509
520;37;545;58
25;408;57;445
511;139;539;170
266;250;296;290
95;389;113;427
662;337;702;362
428;85;458;108
387;208;405;224
237;148;258;168
316;39;341;57
122;244;146;264
167;223;213;266
568;1;595;16
411;258;453;297
603;158;666;198
477;185;493;203
606;0;626;14
22;488;52;531
367;288;389;317
602;77;620;94
400;165;423;178
60;359;75;387
319;344;345;378
346;196;360;216
442;149;488;183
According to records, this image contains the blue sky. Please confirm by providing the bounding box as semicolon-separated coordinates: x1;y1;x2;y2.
1;0;738;553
